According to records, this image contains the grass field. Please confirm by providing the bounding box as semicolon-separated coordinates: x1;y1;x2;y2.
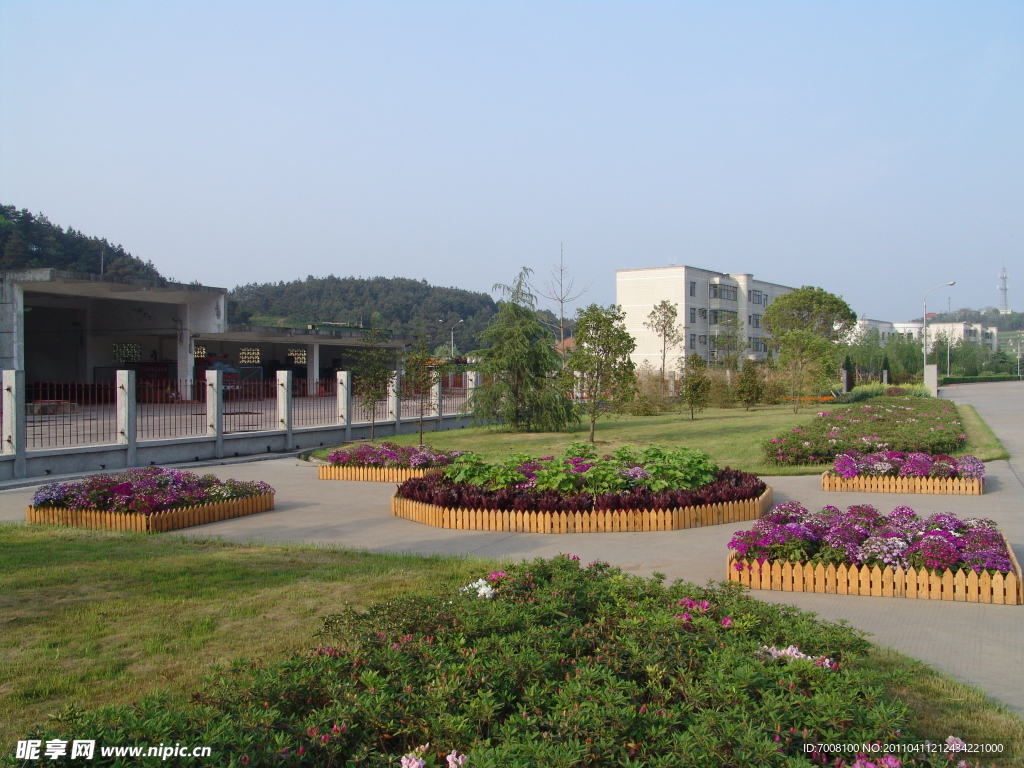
2;524;1022;764
312;399;1007;474
0;523;495;745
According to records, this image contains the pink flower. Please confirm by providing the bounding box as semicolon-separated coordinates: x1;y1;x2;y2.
721;617;733;627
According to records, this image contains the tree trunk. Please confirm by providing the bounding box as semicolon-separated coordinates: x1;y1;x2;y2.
589;411;596;443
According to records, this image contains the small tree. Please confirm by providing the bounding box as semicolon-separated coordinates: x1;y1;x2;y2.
762;286;857;344
643;300;683;392
354;324;396;440
880;353;891;383
565;304;637;443
535;245;591;368
472;268;575;432
403;337;441;445
735;358;763;410
680;353;711;420
776;329;835;413
711;312;746;371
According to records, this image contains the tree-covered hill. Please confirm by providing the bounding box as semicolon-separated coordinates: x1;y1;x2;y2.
0;205;164;281
228;275;501;351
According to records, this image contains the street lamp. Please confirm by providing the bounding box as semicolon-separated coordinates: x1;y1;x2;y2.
922;281;955;374
450;319;464;359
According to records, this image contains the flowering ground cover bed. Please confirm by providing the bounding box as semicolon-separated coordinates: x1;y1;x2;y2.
27;468;275;533
321;443;462;482
765;397;968;466
16;555;1002;766
727;503;1022;604
822;451;985;495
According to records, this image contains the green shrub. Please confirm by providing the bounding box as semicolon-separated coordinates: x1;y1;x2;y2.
20;556;967;767
842;383;930;403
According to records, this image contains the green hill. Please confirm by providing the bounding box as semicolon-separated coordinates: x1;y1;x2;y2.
0;205;163;281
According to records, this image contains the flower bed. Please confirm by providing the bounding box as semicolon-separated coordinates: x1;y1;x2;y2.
24;555;987;765
726;502;1021;604
392;443;770;532
321;443;461;482
764;396;968;466
27;468;275;532
392;485;773;533
822;450;984;494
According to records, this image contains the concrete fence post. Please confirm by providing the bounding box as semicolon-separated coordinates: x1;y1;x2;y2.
465;370;478;415
924;364;939;397
206;369;224;459
277;370;293;448
2;369;26;479
336;370;352;442
116;369;137;468
389;370;401;435
431;378;443;424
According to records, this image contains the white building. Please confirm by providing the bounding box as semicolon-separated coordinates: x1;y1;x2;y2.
616;266;795;368
850;317;998;353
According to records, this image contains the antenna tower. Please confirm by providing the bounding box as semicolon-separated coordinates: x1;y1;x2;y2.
999;267;1010;315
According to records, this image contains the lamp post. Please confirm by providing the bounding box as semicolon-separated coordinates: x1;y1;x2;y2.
450;319;463;359
922;281;955;374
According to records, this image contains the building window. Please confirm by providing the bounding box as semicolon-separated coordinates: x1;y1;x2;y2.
689;281;696;297
239;347;261;365
287;348;307;365
749;289;763;305
698;335;707;345
752;314;761;328
112;343;141;364
709;284;738;301
689;333;696;349
709;309;737;325
689;308;696;323
193;345;207;358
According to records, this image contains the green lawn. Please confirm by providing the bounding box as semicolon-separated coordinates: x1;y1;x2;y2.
0;523;496;746
313;400;1006;474
2;524;1022;764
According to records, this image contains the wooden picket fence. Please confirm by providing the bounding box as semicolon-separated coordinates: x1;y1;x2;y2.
821;472;983;495
727;533;1022;605
318;465;443;482
26;493;276;533
391;486;773;534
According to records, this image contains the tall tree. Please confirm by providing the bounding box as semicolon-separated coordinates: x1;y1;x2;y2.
470;268;575;432
643;300;683;390
353;324;396;440
564;304;637;442
680;353;711;420
762;286;857;344
535;245;591;367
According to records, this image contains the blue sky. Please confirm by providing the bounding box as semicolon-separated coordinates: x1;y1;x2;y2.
1;1;1021;320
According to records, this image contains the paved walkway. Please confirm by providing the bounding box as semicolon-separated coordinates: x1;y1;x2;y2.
2;382;1021;712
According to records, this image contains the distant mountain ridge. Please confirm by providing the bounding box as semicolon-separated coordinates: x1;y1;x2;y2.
228;275;499;350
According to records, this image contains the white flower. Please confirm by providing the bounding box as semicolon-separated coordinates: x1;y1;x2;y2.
460;579;495;599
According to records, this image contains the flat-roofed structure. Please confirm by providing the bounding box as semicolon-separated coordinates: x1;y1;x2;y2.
616;265;794;368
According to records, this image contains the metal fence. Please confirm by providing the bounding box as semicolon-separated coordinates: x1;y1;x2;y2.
26;381;117;448
440;386;468;416
293;378;337;427
223;380;278;433
137;379;207;439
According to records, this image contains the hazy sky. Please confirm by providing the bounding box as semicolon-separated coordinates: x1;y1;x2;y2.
2;2;1022;321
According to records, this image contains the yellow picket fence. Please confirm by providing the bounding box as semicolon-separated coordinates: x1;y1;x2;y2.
727;534;1022;605
26;493;276;533
821;472;983;495
391;486;773;534
318;465;442;482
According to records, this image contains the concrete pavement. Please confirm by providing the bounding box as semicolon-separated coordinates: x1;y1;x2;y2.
2;382;1021;712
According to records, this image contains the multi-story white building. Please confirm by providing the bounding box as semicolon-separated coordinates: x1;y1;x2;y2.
850;317;998;353
616;266;795;368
